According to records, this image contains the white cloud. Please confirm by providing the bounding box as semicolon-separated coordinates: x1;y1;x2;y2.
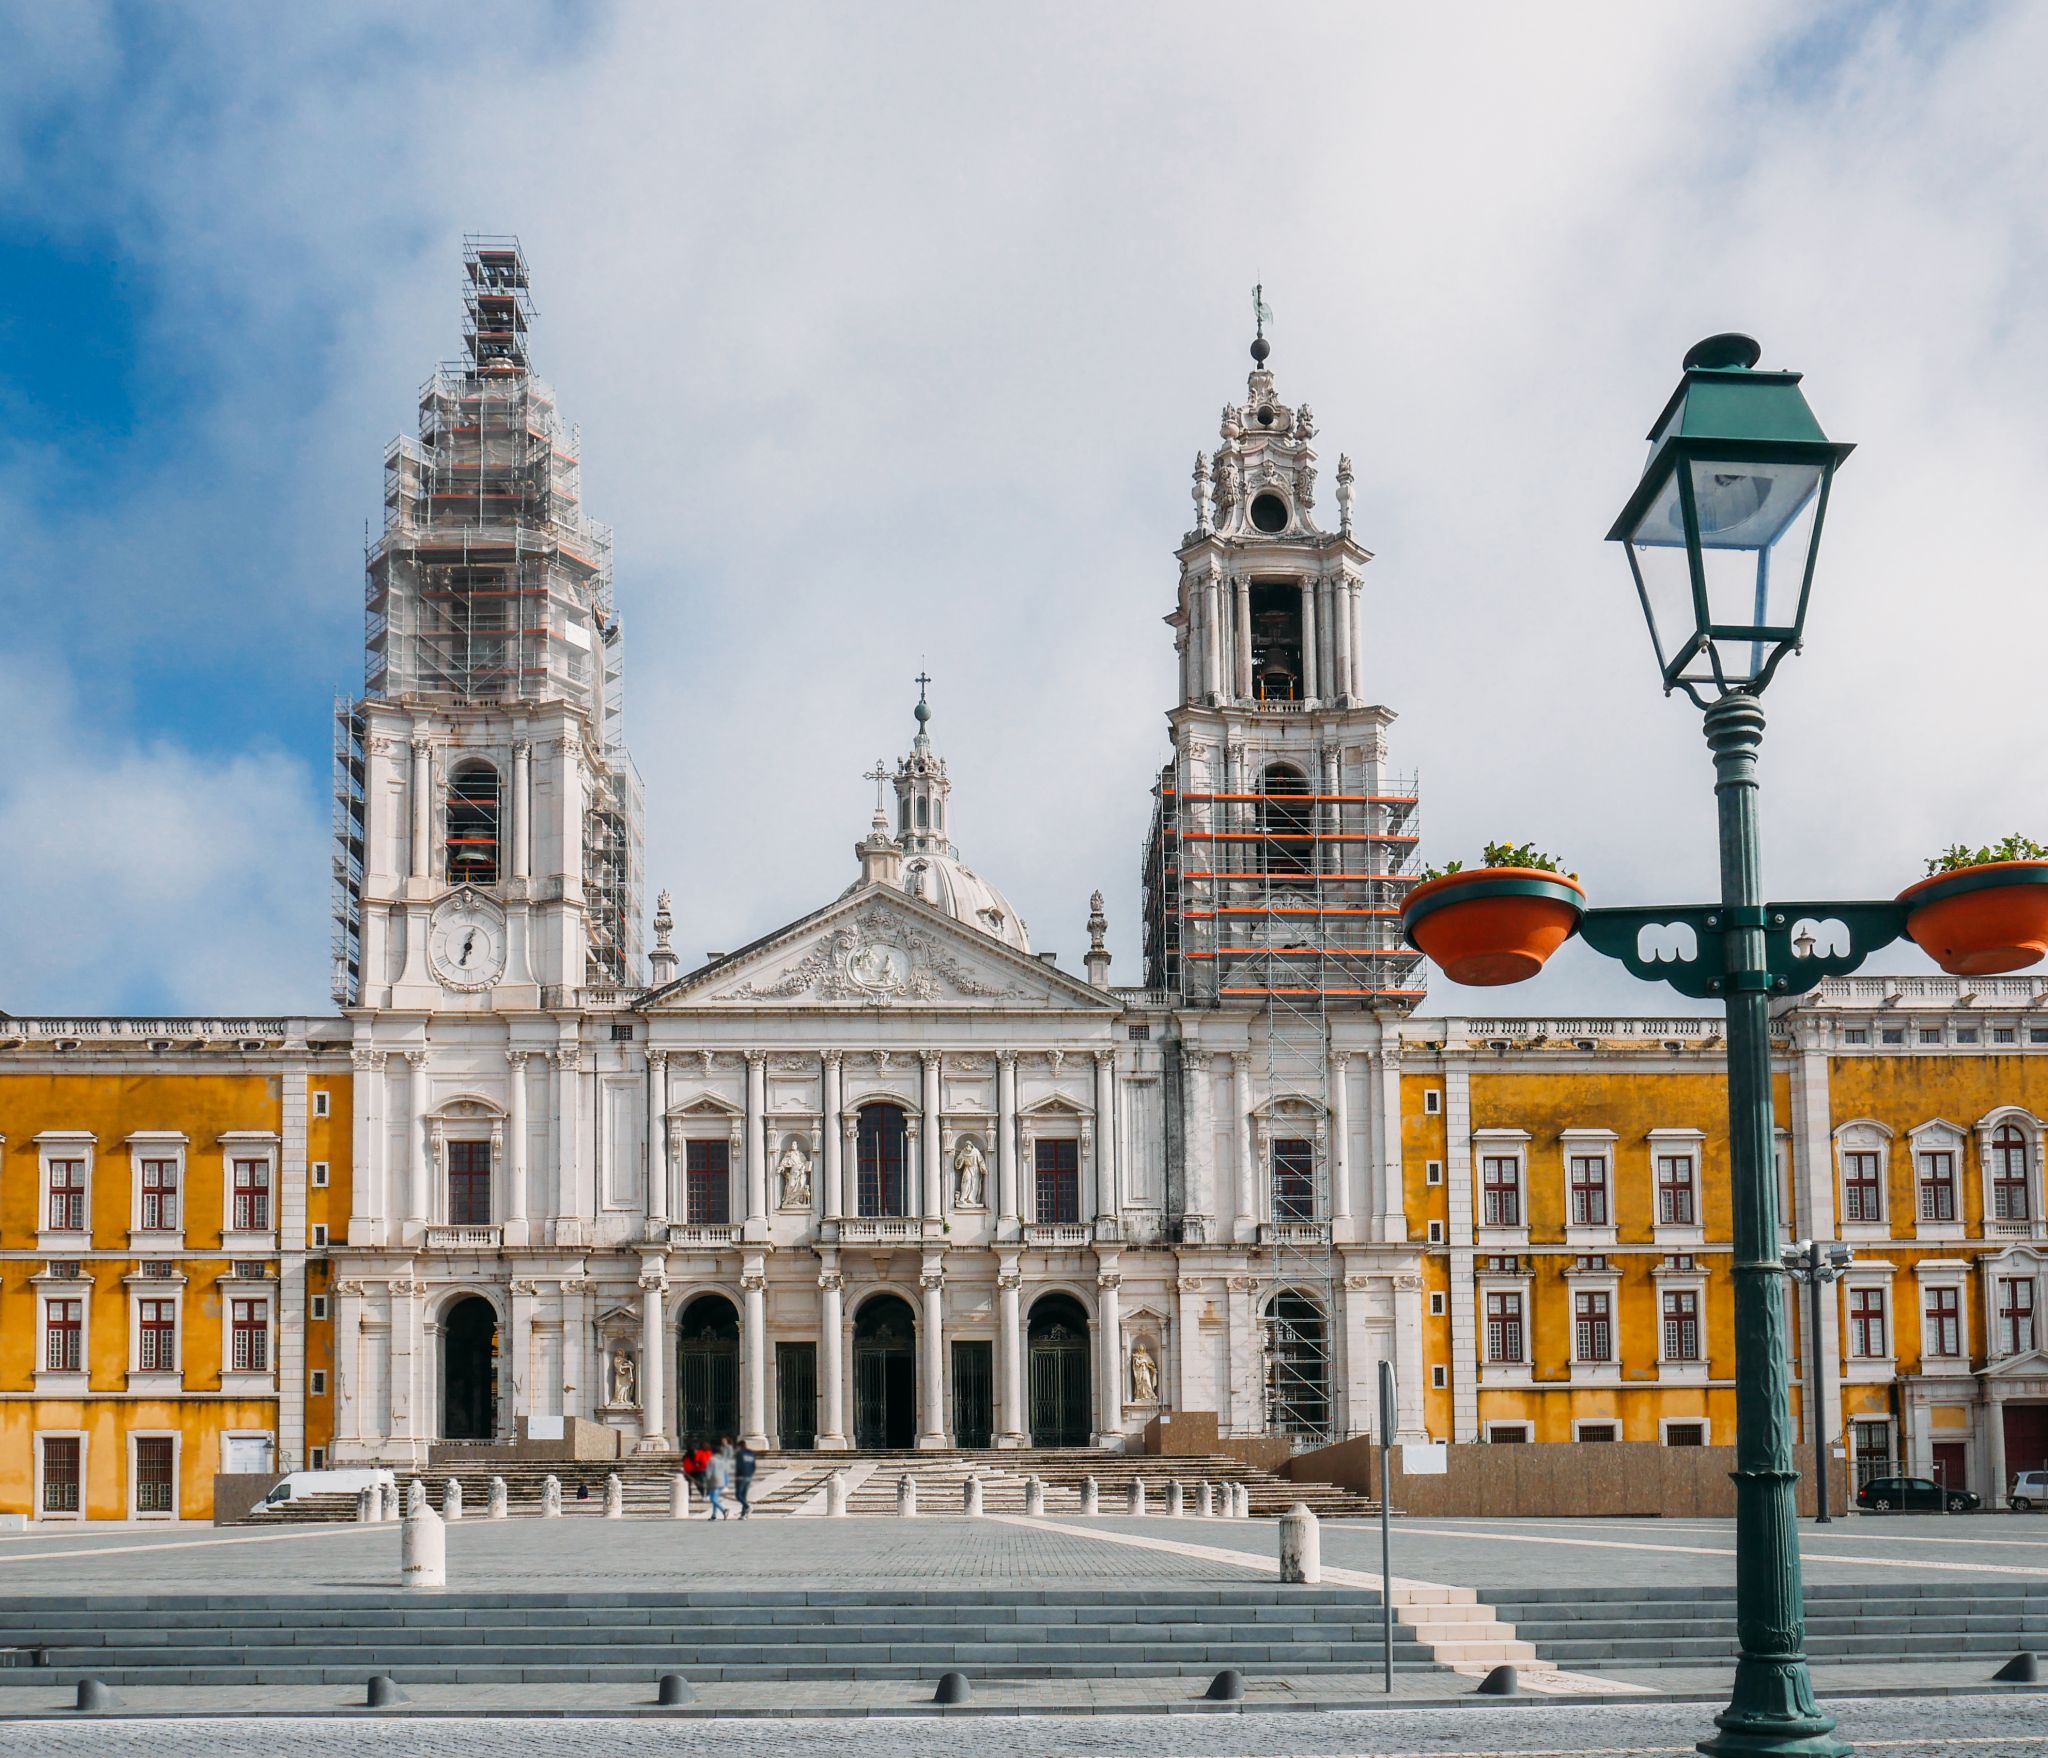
3;1;2043;1010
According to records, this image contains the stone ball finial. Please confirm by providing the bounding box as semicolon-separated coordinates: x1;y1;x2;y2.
1250;334;1270;365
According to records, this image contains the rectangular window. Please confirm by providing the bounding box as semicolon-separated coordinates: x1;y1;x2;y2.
1998;1278;2036;1355
1656;1155;1697;1227
1917;1151;1957;1223
1035;1139;1080;1225
1996;1027;2017;1045
232;1159;271;1232
1126;1023;1150;1041
138;1298;177;1372
1842;1150;1884;1223
310;1296;328;1321
1487;1424;1529;1443
1577;1423;1618;1443
1568;1155;1609;1227
311;1161;330;1188
1924;1286;1962;1358
1481;1156;1521;1228
1429;1290;1446;1315
1425;1159;1443;1185
1920;1027;1943;1045
685;1140;732;1225
230;1300;269;1372
310;1223;328;1248
1426;1219;1443;1244
1664;1422;1706;1447
1573;1290;1613;1362
1852;1419;1894;1486
134;1437;174;1514
1843;1028;1869;1045
1661;1289;1701;1361
1957;1028;1979;1045
1430;1364;1447;1388
1271;1137;1315;1221
310;1370;328;1396
309;1447;327;1471
857;1108;909;1218
47;1159;87;1232
1992;1129;2032;1220
1849;1287;1888;1359
45;1299;83;1372
447;1140;491;1225
1484;1290;1524;1363
1882;1028;1906;1045
41;1436;80;1513
139;1158;179;1231
1423;1089;1441;1115
313;1089;331;1118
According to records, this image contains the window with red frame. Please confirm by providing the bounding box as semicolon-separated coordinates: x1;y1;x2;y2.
1848;1286;1888;1359
231;1160;271;1232
1484;1290;1523;1363
1661;1289;1701;1361
1573;1290;1612;1362
1924;1285;1961;1358
1917;1150;1957;1223
138;1298;177;1372
47;1159;86;1231
45;1298;83;1371
1035;1139;1079;1224
1841;1150;1883;1223
1993;1125;2033;1220
1568;1156;1608;1228
1998;1278;2036;1355
230;1299;269;1372
684;1140;731;1225
139;1158;179;1231
447;1141;491;1225
1656;1155;1697;1227
1481;1156;1521;1228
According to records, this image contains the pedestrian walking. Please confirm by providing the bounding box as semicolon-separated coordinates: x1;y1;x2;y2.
706;1436;734;1520
734;1439;757;1519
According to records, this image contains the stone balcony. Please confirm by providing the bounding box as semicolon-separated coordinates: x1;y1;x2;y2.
1258;1220;1331;1247
664;1222;740;1247
424;1224;503;1251
838;1217;921;1245
1022;1223;1092;1248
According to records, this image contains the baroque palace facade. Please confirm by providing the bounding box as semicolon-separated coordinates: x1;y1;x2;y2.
2;242;2045;1519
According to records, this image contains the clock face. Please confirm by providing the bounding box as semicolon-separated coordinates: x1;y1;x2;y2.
429;901;507;989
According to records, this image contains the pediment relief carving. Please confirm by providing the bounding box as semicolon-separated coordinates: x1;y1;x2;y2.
711;902;1028;1004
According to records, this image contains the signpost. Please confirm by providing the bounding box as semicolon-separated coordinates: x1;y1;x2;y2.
1378;1358;1396;1694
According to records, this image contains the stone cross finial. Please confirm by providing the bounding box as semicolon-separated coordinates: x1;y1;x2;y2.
863;759;890;830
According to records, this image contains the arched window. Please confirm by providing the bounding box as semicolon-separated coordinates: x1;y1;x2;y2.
857;1103;910;1218
1259;764;1313;879
446;761;501;886
916;797;929;830
1992;1123;2033;1221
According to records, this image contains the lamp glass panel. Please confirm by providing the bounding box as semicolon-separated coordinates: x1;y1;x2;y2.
1690;457;1824;686
1623;467;1698;671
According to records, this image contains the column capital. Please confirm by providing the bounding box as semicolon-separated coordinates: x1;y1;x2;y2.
512;736;531;757
745;1050;767;1069
920;1049;942;1070
638;1271;669;1293
996;1049;1017;1068
506;1048;531;1068
1330;1050;1351;1069
740;1270;767;1293
1094;1048;1116;1071
817;1269;844;1293
1374;1045;1403;1070
997;1266;1023;1291
352;1050;386;1072
1097;1271;1121;1292
409;733;434;755
821;1048;843;1069
920;1270;945;1292
403;1050;429;1070
551;1046;581;1071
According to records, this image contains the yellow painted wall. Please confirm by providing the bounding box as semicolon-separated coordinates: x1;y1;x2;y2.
1401;1074;1454;1437
303;1073;351;1465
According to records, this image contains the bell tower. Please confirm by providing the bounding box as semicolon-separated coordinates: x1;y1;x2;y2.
1141;312;1423;1007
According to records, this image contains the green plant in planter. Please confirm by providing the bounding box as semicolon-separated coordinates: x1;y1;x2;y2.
1926;835;2048;876
1422;841;1575;884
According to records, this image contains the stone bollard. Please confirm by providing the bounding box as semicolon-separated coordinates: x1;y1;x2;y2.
1080;1476;1098;1516
963;1475;983;1516
357;1487;375;1524
442;1478;462;1521
385;1480;402;1522
1127;1478;1148;1516
897;1474;918;1517
1024;1476;1046;1516
542;1474;563;1518
672;1474;692;1519
604;1473;624;1519
1240;1483;1254;1519
1197;1481;1214;1518
1167;1480;1185;1517
488;1476;508;1520
407;1478;426;1516
1279;1503;1320;1582
826;1470;849;1517
401;1503;447;1590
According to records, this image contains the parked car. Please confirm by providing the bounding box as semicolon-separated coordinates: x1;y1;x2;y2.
2012;1470;2047;1512
1855;1475;1979;1514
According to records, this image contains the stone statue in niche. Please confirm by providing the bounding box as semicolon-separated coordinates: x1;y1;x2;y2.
609;1348;638;1409
1130;1340;1159;1405
777;1140;813;1209
951;1137;987;1209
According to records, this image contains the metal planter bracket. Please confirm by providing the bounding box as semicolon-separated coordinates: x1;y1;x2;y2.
1577;900;1908;1001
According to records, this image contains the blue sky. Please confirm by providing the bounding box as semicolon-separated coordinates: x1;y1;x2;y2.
2;1;2044;1018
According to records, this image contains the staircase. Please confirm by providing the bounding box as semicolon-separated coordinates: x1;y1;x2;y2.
0;1586;1438;1687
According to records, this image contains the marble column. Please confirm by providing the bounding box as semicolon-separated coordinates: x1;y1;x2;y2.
409;736;432;880
553;1048;582;1226
1332;581;1353;700
1234;1054;1257;1235
1187;1049;1214;1220
821;1052;843;1222
741;1262;769;1448
817;1264;848;1448
636;1263;670;1451
996;1051;1019;1230
1348;582;1363;700
350;1050;384;1240
1394;1273;1428;1440
505;1051;528;1228
840;1114;860;1220
1235;577;1253;699
510;738;531;878
1093;1050;1118;1229
1300;578;1319;701
646;1050;669;1230
997;1256;1025;1446
405;1051;429;1224
1203;578;1222;699
1329;1051;1352;1225
743;1053;767;1230
918;1258;947;1448
1096;1262;1124;1443
921;1052;944;1219
1375;1048;1407;1242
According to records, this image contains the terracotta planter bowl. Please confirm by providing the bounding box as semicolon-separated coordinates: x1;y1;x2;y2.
1898;860;2048;976
1402;868;1585;987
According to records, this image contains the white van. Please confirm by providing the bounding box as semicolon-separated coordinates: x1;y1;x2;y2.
261;1467;396;1509
2013;1470;2047;1512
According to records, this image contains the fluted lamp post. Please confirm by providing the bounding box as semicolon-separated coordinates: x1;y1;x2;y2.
1412;336;1901;1757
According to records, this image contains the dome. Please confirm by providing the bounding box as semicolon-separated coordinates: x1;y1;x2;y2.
900;852;1031;953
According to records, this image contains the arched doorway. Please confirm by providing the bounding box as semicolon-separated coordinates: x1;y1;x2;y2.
1028;1293;1092;1447
441;1296;499;1441
1264;1290;1331;1440
853;1293;917;1449
678;1294;741;1447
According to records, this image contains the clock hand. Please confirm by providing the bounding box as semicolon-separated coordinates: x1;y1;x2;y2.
459;929;476;964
